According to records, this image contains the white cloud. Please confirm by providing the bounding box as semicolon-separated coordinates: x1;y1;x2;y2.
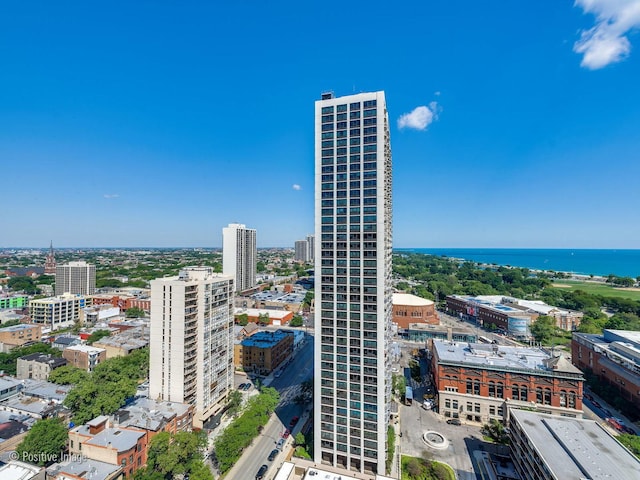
292;184;302;191
574;0;640;69
103;194;119;199
397;102;440;131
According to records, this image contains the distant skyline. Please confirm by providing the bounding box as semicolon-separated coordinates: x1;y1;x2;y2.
2;1;640;249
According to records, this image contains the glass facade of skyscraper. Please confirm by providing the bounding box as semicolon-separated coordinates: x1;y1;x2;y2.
314;91;393;475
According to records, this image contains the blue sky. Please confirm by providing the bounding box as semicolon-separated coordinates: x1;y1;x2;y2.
1;1;639;248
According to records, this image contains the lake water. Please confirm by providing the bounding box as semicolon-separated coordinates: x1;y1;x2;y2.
395;248;640;278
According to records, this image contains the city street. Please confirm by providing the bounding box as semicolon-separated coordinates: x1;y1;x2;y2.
223;335;314;480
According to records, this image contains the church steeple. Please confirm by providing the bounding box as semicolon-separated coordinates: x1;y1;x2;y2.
45;241;56;275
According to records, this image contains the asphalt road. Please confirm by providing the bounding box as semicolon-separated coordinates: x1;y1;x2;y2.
234;337;314;480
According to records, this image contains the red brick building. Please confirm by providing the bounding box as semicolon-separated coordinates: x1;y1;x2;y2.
91;295;150;313
69;416;147;479
392;293;438;329
572;329;640;412
432;340;584;424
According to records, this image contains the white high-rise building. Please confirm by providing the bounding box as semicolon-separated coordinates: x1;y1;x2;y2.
306;234;315;262
313;91;393;475
222;223;257;292
295;240;310;262
149;267;234;428
55;261;96;296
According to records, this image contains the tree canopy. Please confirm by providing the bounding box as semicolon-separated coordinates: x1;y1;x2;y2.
7;276;39;294
134;430;212;480
86;329;111;345
64;348;149;424
214;387;280;473
16;418;68;466
0;343;61;376
126;307;146;318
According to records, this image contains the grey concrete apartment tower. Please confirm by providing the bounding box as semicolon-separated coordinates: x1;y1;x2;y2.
149;267;235;428
313;91;393;475
55;261;96;296
222;223;257;292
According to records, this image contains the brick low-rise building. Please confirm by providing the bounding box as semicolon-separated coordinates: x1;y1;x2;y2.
392;293;438;328
446;295;537;337
432;340;584;424
0;323;42;352
91;294;150;313
63;345;106;372
69;416;147;479
237;330;293;375
572;329;640;412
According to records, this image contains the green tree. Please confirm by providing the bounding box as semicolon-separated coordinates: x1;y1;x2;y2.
530;315;557;343
236;313;249;326
392;374;407;397
227;390;243;417
386;425;395;473
48;365;90;385
0;343;61;376
294;432;305;446
257;313;270;325
16;418;67;466
7;276;39;294
482;419;509;444
126;307;146;318
617;433;640;459
290;315;303;327
257;261;267;273
137;430;211;480
605;312;640;331
86;329;111;345
214;389;280;473
64;348;148;424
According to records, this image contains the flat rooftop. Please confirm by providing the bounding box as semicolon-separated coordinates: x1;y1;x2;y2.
0;324;38;332
64;344;105;354
46;458;121;480
510;409;640;480
393;292;434;306
85;427;144;451
241;330;292;348
433;340;582;375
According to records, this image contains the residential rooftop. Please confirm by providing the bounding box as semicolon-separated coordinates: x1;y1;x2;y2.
115;397;190;431
241;330;292;348
64;344;106;354
84;426;145;451
433;340;583;376
18;353;67;368
0;460;43;480
47;458;122;480
0;324;39;332
21;379;72;403
510;409;640;480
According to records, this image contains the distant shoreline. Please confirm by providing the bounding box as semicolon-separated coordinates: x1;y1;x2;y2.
395;248;640;278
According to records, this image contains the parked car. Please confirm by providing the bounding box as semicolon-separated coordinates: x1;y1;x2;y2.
276;438;285;450
256;464;268;479
289;416;299;427
282;428;291;438
268;449;279;461
447;418;462;426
